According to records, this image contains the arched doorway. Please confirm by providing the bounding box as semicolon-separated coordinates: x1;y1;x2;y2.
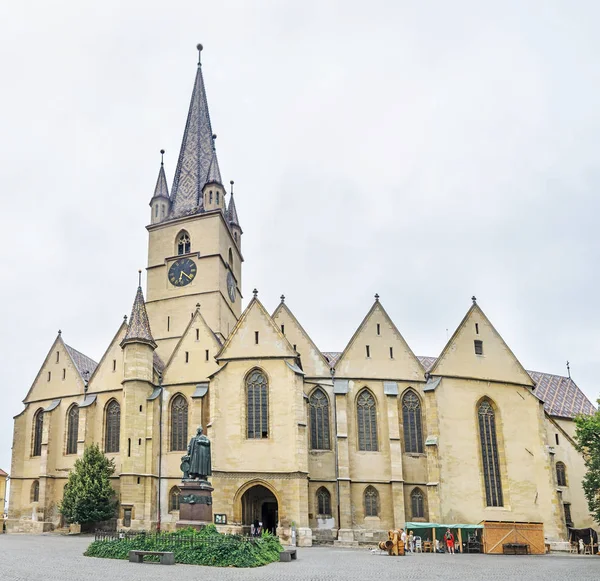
241;484;278;535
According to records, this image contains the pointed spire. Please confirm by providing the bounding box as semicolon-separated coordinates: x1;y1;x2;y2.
205;134;222;185
227;180;240;227
169;44;221;218
121;278;156;349
150;149;169;202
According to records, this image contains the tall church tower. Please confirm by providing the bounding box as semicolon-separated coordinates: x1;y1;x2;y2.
145;45;243;362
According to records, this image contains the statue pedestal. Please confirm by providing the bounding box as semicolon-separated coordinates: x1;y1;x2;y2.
176;480;213;530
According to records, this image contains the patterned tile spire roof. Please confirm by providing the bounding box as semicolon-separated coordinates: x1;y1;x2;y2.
169;44;220;218
227;191;240;227
65;344;98;379
150;150;169;202
121;284;156;348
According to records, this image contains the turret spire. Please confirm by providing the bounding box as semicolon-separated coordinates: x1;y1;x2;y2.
150;149;169;201
121;281;156;349
227;180;240;227
169;44;221;218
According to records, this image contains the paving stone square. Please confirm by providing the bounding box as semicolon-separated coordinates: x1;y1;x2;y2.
0;534;598;581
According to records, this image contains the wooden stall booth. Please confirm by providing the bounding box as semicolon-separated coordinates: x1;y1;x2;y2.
481;521;545;555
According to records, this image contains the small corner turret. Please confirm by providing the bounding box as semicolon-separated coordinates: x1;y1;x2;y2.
226;180;242;249
149;149;170;224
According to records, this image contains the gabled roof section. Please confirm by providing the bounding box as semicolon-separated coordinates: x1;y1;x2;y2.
333;297;424;381
417;355;437;372
150;154;169;202
217;294;296;360
64;344;98;379
0;468;7;477
121;286;156;349
272;299;331;377
529;370;596;418
169;45;220;219
429;300;534;387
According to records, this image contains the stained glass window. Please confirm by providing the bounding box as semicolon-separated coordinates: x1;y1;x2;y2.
411;488;424;518
32;409;43;457
309;388;330;450
478;400;503;506
105;400;121;453
170;394;189;451
402;390;423;453
177;231;191;255
66;405;79;455
364;486;379;517
357;390;378;451
31;480;39;502
316;487;331;516
556;462;567;487
170;487;181;512
247;370;268;439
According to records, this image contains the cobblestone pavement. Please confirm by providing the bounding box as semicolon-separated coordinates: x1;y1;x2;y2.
1;534;599;581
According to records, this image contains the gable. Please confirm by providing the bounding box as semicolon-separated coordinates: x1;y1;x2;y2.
272;303;330;377
163;308;221;383
430;303;534;386
87;322;127;394
334;301;424;381
218;298;296;360
24;335;90;403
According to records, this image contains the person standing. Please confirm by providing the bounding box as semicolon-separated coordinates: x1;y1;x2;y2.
400;529;407;553
444;528;455;554
408;530;415;553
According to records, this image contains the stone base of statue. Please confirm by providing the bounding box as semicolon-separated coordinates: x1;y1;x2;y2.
176;480;213;530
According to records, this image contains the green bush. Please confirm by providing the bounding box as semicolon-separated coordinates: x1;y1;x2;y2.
84;525;283;568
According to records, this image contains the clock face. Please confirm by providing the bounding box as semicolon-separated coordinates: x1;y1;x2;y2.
168;258;197;287
227;270;236;302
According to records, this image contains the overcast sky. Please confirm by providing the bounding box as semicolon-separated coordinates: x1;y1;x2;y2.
1;0;599;479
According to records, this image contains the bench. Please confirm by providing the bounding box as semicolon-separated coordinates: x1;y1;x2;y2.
280;549;297;562
128;550;175;565
502;543;530;555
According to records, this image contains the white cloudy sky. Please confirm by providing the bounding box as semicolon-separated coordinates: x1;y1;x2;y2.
1;0;599;478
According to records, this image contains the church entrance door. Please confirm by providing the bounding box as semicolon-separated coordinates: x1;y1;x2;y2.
241;484;279;535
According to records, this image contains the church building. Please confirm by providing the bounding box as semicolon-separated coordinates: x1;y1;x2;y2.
7;46;596;545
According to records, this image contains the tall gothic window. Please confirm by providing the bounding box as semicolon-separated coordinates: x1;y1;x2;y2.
411;487;425;519
177;231;191;255
105;400;121;453
316;487;332;516
32;409;44;457
66;405;79;455
478;400;503;507
247;369;268;439
31;480;40;502
169;487;181;512
170;394;189;451
364;486;379;517
357;389;378;451
309;388;330;450
556;461;567;487
402;390;423;453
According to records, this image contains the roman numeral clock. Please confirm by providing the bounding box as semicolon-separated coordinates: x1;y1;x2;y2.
168;258;197;287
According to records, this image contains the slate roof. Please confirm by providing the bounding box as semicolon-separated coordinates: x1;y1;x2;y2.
122;286;156;347
150;161;169;202
153;351;165;374
227;192;240;227
65;344;98;379
321;353;594;419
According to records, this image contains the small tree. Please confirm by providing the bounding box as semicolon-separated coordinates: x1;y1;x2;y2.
574;403;600;525
60;444;117;526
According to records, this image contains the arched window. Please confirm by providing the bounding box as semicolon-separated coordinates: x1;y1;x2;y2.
66;405;79;455
309;388;330;450
170;394;189;451
316;487;332;516
105;400;121;453
556;461;567;487
364;486;379;517
31;480;40;503
478;400;503;507
169;487;181;512
32;409;44;457
411;488;425;519
228;248;234;270
357;389;378;451
247;369;268;439
402;390;423;453
234;232;238;243
177;231;191;255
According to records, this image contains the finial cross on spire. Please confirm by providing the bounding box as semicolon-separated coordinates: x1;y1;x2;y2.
566;360;571;379
197;43;203;65
280;294;285;303
160;149;165;166
472;295;477;304
230;180;234;194
253;288;258;299
374;293;380;302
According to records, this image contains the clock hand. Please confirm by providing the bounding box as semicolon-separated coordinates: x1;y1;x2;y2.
178;272;183;282
181;271;192;280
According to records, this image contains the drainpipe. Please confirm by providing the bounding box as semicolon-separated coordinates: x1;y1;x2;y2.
157;373;163;532
331;366;341;533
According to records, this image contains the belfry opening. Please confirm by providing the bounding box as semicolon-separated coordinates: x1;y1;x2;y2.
241;484;278;535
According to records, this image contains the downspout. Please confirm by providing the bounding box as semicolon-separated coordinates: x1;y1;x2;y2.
157;373;163;532
331;366;341;533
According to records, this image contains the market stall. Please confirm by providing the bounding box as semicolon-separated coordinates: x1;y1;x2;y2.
404;522;484;553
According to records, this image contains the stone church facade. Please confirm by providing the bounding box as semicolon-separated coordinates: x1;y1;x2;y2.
7;46;597;545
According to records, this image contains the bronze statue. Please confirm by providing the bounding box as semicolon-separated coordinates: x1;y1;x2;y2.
181;426;212;481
